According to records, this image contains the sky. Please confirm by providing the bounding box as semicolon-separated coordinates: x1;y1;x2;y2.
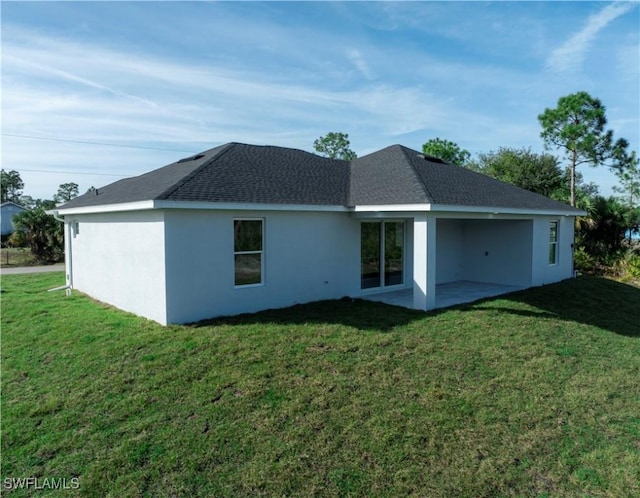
2;1;639;201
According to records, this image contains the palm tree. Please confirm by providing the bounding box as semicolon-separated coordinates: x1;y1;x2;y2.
576;196;628;261
11;208;63;263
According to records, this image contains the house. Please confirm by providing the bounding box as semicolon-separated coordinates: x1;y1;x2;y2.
52;143;584;325
1;201;27;236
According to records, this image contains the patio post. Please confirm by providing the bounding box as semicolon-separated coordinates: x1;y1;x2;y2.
413;213;436;311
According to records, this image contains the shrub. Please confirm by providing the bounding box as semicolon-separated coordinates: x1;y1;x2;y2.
616;252;640;283
573;246;598;274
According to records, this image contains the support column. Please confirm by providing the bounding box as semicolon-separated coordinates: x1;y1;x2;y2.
413;213;436;311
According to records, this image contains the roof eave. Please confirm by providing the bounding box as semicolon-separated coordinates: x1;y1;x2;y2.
53;200;156;216
53;199;349;215
351;203;585;216
429;203;586;216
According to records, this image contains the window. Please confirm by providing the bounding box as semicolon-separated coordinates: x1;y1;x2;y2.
234;219;263;286
548;221;558;265
72;220;80;238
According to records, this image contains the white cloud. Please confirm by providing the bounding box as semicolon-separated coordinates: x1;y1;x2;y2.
346;48;374;80
546;1;637;73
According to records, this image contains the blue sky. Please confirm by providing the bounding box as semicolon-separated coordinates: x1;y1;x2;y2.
2;1;639;200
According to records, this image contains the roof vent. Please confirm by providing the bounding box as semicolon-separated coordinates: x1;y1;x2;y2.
177;153;205;163
421;154;447;164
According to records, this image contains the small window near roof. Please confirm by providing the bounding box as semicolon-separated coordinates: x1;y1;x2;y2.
234;219;263;286
72;220;80;238
548;221;558;265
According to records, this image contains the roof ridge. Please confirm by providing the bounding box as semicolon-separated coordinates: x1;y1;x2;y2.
155;143;236;200
399;145;435;203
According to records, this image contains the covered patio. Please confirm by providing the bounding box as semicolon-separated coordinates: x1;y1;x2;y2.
362;280;526;310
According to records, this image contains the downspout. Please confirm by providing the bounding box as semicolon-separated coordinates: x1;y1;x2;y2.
51;211;73;296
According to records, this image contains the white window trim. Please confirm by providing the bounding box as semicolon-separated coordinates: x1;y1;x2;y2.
233;218;265;288
549;220;559;266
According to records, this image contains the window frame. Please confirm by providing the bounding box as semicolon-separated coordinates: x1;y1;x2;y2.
548;220;559;266
233;218;264;288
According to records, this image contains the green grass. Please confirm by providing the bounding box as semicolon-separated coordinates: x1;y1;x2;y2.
2;273;639;497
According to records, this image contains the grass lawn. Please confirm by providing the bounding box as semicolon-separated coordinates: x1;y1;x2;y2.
1;273;639;497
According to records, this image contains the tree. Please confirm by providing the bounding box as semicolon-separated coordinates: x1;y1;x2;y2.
18;195;36;210
313;132;357;160
469;147;564;198
576;196;628;261
538;91;634;207
10;208;64;263
1;169;25;203
614;152;640;207
422;138;470;166
54;182;79;204
613;152;640;242
18;196;57;210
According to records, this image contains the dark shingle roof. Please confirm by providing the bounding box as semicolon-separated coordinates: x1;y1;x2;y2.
59;142;581;214
352;145;580;212
59;144;232;209
159;143;349;205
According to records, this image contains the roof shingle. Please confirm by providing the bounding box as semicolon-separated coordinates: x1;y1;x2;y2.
58;142;581;214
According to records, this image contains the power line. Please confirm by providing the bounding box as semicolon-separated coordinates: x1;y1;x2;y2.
1;133;193;152
15;168;130;178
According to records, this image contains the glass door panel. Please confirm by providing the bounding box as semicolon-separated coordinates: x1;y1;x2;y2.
384;222;404;286
361;222;381;289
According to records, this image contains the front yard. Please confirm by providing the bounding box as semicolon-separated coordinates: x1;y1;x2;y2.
1;273;639;497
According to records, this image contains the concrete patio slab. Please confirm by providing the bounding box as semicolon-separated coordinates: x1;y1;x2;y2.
362;281;525;310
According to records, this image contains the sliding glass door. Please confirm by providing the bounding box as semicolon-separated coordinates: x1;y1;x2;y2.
361;222;381;289
384;222;404;286
361;221;404;290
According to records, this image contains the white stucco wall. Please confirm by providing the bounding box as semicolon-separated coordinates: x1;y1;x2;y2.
64;207;576;325
435;219;464;284
68;211;168;324
531;216;575;285
461;219;534;286
436;219;534;286
163;209;360;324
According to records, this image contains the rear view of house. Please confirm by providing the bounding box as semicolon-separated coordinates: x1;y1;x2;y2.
52;143;583;325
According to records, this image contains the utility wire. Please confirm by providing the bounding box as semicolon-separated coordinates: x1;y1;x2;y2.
1;133;193;153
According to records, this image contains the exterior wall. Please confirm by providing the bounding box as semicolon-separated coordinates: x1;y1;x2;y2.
435;219;464;284
531;216;575;285
163;209;360;324
68;211;168;324
63;207;576;325
1;204;26;235
436;219;533;287
461;219;533;287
